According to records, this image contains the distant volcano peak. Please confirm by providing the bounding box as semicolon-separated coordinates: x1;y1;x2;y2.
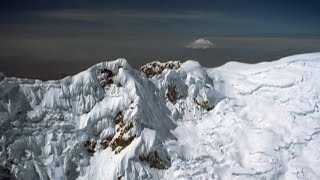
186;38;215;49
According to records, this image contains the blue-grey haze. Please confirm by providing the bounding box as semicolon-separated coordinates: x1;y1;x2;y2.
0;0;319;79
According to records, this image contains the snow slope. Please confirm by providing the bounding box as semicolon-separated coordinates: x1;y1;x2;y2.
1;53;320;180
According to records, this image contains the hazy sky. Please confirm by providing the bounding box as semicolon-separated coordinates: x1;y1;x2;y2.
1;0;320;79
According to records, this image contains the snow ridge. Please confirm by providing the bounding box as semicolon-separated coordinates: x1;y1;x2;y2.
1;52;320;180
0;59;217;180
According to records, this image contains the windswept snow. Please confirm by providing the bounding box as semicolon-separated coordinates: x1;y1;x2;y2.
186;38;215;49
1;53;320;180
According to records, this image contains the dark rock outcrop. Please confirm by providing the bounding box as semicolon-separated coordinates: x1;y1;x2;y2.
166;83;181;104
139;151;170;169
97;68;114;88
140;61;181;78
82;139;96;154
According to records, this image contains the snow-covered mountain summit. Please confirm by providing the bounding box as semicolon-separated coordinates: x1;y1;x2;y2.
1;53;320;180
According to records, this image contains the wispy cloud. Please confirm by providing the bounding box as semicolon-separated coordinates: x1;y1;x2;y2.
29;9;254;23
116;10;225;20
30;9;104;22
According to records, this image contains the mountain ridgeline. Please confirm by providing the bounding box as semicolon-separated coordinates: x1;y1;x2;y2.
1;53;320;179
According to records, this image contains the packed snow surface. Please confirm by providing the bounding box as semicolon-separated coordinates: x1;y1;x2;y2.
1;53;320;180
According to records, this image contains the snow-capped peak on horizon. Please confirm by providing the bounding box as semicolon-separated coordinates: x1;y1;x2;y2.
1;52;320;180
186;38;215;49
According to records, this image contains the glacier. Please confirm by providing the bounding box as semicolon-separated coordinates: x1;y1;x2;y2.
0;53;320;180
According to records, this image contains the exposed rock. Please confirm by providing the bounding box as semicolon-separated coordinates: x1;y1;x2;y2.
100;136;113;150
110;122;135;154
139;151;170;169
97;68;114;88
194;99;214;111
140;61;181;78
82;139;96;154
166;83;181;104
100;112;136;153
0;165;16;180
100;69;114;79
113;111;124;125
116;82;122;87
100;79;113;88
